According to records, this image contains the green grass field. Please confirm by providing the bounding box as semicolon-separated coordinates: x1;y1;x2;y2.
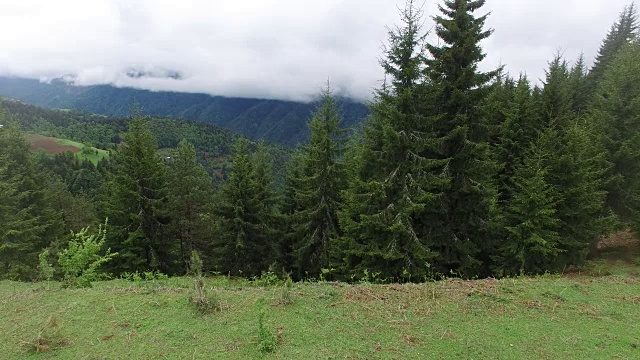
1;240;638;359
26;134;110;165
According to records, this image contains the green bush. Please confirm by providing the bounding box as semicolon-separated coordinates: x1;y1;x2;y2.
37;249;55;282
256;298;278;353
57;220;116;288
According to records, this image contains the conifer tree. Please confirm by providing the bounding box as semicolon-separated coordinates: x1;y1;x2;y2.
569;53;590;114
500;142;560;275
538;57;612;266
591;42;640;233
0;123;64;279
496;75;539;203
214;138;274;276
103;116;172;273
339;1;446;280
587;3;638;92
167;140;214;272
540;54;573;127
286;87;347;278
425;0;500;275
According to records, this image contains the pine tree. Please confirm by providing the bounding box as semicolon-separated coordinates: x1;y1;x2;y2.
102;116;172;274
339;1;446;280
286;87;347;279
540;54;573;127
0;123;64;279
167;140;214;272
425;0;500;275
496;75;540;203
537;57;612;266
591;42;640;233
214;138;274;276
500;142;560;275
586;3;638;93
569;53;590;114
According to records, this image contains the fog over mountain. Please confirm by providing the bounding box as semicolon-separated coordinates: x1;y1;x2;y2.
0;0;630;101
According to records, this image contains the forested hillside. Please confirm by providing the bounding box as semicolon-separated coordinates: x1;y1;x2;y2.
1;0;640;286
0;77;369;146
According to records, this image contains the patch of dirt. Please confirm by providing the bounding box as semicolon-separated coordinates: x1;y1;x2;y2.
593;230;640;264
26;134;81;155
598;230;640;250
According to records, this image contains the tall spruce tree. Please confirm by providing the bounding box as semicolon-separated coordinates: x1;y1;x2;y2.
103;116;173;274
496;75;539;203
591;42;640;233
500;141;560;275
537;57;612;267
0;123;64;280
214;138;274;276
339;1;447;280
167;139;214;272
285;87;347;279
586;3;638;93
569;53;590;114
425;0;500;275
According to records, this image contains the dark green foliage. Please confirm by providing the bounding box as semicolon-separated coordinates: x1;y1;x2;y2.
425;0;500;275
496;75;540;202
284;88;347;278
167;140;215;272
569;54;590;114
102;116;174;274
500;142;560;275
214;138;276;276
586;3;638;93
0;123;64;280
591;42;640;233
340;2;446;280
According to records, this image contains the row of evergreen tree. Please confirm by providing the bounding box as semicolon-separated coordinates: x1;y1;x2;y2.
2;0;639;282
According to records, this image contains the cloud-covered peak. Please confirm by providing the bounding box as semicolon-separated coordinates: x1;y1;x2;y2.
0;0;630;102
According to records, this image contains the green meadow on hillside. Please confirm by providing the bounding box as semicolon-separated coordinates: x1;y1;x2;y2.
1;238;638;360
26;133;109;165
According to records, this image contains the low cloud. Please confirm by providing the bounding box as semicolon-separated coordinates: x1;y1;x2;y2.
0;0;630;102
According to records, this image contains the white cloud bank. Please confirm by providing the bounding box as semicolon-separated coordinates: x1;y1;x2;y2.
0;0;630;101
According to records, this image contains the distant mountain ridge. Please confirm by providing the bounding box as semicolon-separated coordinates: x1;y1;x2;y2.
0;77;369;146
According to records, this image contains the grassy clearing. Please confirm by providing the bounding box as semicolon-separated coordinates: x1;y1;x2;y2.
1;244;639;359
25;134;110;165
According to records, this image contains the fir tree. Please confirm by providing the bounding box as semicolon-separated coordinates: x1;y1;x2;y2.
540;54;573;127
0;123;64;280
586;3;638;92
167;140;214;272
214;138;274;276
425;0;500;275
591;42;640;233
286;87;347;279
500;142;560;275
496;75;540;203
339;1;446;280
102;116;172;274
569;53;590;114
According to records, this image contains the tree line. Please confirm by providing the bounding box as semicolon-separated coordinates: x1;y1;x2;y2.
1;0;639;282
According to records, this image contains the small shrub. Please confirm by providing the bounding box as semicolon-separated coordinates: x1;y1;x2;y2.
58;219;117;288
256;299;277;353
21;314;67;353
37;249;55;283
252;271;281;287
189;251;223;314
276;275;294;305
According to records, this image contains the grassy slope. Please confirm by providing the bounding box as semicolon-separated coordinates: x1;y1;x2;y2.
26;134;110;165
1;246;639;359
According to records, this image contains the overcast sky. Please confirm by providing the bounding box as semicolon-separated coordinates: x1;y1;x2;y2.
0;0;631;102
